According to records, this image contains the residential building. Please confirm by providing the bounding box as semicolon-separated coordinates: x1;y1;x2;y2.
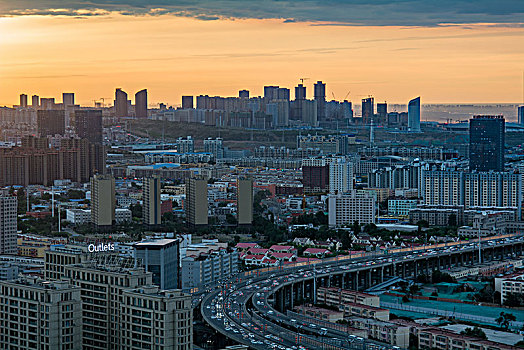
518;106;524;125
121;286;193;350
317;287;380;307
0;192;17;255
237;178;253;225
314;81;326;121
204;137;224;159
0;277;82;350
388;199;418;216
469;115;505;172
181;248;239;291
328;190;377;226
495;272;524;304
90;174;116;227
37;109;65;136
176;136;194;153
329;157;353;194
115;88;128;118
72;109;103;144
134;239;180;290
302;158;329;194
349;317;409;348
186;178;208;226
361;97;374;125
143;176;162;226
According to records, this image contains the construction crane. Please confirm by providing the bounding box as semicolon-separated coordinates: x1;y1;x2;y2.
331;92;336;100
299;77;310;84
343;91;351;100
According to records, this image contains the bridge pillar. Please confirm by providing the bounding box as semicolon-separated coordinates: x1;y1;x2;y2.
380;267;384;283
355;271;359;290
290;284;294;309
402;264;406;279
414;261;418;277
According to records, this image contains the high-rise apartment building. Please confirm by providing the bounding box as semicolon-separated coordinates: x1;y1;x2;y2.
134;239;180;289
518;106;524;125
0;192;17;255
329;158;354;194
237;178;253;225
40;97;56;110
328;190;377;226
176;136;194;153
376;102;387;125
239;90;250;98
295;84;306;100
72;109;103;144
19;94;28;108
469;115;505;172
302;158;330;194
31;95;39;109
37;109;65;136
0;277;82;350
143;176;161;226
314;81;326;121
182;95;194;109
362;97;374;125
204;137;224;159
186;178;208;226
115;88;128;118
407;97;421;132
121;286;193;350
90;174;115;227
63;92;75;106
135;89;148;118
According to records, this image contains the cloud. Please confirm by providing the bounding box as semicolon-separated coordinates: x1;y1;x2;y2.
0;0;523;26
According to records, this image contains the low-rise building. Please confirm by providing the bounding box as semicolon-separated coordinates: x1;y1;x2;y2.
495;272;524;304
349;317;409;348
294;305;344;322
317;287;380;307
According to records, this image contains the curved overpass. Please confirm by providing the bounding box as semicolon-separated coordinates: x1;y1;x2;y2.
201;234;524;349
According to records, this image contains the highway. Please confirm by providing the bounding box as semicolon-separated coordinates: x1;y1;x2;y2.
200;234;524;349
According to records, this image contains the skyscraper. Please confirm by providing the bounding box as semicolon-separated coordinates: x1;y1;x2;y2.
314;81;326;121
31;94;39;109
135;89;148;118
264;86;279;101
90;174;115;227
143;176;161;226
407;97;421;132
72;109;103;144
469;115;505;172
62;92;75;106
37;109;65;136
362;97;374;125
182;95;194;109
0;192;17;255
377;102;387;125
239;90;250;98
186;178;208;226
19;94;27;108
295;84;306;100
237;178;253;226
518;106;524;125
115;88;128;118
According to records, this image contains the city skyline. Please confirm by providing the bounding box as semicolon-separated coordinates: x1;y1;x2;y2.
1;3;524;106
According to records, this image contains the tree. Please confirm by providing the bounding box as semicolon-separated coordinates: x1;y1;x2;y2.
503;292;524;307
130;203;142;218
352;221;361;235
460;326;487;340
496;312;516;329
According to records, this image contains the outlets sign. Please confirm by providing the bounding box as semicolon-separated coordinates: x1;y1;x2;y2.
88;242;115;253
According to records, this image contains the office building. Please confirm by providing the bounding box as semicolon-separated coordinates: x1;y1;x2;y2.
237;178;253;225
362;97;374;125
0;193;17;255
388;199;418;216
407;96;421;132
328;190;377;226
0;277;82;350
329;158;353;194
314;81;326;121
238;90;249;98
186;178;208;226
37;109;65;136
62;92;75;106
90;174;115;227
115;88;128;117
19;94;28;108
469;115;505;171
72;109;103;144
135;89;148;118
204;137;224;159
31;94;39;108
134;239;180;290
121;286;193;350
182;95;194;109
143;176;162;226
518;106;524;125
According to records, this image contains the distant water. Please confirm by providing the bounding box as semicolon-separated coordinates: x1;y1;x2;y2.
353;104;521;123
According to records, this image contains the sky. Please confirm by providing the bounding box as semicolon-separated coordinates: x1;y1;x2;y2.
0;0;523;107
